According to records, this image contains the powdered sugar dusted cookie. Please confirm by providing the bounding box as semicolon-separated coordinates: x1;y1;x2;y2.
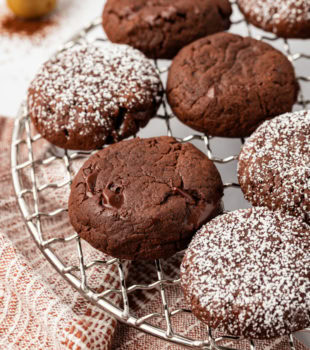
181;207;310;339
238;110;310;223
237;0;310;38
28;43;163;150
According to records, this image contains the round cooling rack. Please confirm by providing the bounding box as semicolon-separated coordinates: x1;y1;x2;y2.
11;1;310;349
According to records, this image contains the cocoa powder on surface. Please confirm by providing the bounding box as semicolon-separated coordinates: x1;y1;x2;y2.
0;13;55;37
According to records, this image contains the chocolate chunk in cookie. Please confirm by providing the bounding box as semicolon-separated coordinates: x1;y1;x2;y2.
102;0;232;59
69;136;223;260
167;32;298;137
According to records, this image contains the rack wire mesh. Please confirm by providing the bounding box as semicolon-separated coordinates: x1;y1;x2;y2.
11;1;310;349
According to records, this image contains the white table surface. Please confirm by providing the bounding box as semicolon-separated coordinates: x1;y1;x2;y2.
0;0;309;347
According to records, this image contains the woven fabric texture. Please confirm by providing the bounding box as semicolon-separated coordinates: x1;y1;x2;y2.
1;117;309;350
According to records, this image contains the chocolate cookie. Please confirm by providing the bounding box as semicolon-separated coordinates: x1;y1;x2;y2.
69;136;223;260
167;32;299;137
238;110;310;223
102;0;232;59
238;0;310;39
28;43;162;150
181;207;310;339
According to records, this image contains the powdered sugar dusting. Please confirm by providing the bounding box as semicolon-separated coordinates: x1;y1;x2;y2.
181;207;310;339
238;110;310;222
27;42;162;148
237;0;310;35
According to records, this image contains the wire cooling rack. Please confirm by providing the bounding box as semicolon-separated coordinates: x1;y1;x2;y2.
11;1;310;349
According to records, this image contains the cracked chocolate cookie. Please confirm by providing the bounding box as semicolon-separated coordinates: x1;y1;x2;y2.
238;110;310;223
238;0;310;39
28;42;163;150
167;32;299;137
68;136;223;260
102;0;232;59
181;207;310;339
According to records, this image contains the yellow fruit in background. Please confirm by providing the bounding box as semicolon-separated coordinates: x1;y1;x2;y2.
6;0;57;19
